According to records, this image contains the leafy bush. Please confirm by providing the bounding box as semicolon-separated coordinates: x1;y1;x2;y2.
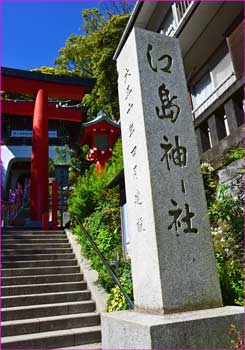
107;261;133;312
201;162;219;207
69;140;123;222
224;148;244;165
201;160;244;306
69;139;133;310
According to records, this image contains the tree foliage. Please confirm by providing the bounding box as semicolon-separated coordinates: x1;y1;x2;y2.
100;1;135;19
54;8;130;119
31;66;81;77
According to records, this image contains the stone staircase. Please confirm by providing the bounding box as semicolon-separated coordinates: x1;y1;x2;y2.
1;229;101;349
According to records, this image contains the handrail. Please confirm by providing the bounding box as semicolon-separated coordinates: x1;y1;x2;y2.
75;218;134;310
172;1;194;31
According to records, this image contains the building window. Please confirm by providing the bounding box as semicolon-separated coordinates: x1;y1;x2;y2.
192;72;213;110
211;48;234;88
191;43;235;118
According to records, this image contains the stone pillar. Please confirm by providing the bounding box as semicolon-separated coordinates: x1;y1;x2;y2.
30;89;49;221
224;98;244;133
207;113;226;147
117;28;222;313
102;28;243;350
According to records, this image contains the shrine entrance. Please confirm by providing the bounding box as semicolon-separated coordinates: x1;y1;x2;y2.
1;67;95;223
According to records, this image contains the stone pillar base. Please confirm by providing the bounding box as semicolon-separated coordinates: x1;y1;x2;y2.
102;306;243;349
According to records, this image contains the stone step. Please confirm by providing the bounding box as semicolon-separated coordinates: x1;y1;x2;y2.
2;253;75;261
2;235;68;240
2;238;69;244
2;243;71;249
2;266;80;277
2;230;65;235
2;281;87;296
2;273;83;285
1;228;102;349
2;300;96;321
2;248;73;256
2;259;77;269
1;325;101;349
2;290;91;307
2;312;100;337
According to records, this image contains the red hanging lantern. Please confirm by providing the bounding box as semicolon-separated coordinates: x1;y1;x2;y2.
81;112;121;172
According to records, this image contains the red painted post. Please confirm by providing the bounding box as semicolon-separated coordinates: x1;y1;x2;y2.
52;180;58;230
30;89;49;221
42;212;49;230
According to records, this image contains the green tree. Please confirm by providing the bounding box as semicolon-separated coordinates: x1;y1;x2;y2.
31;66;84;80
100;1;135;18
54;9;130;120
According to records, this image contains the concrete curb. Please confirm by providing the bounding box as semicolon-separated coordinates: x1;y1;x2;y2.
65;229;108;313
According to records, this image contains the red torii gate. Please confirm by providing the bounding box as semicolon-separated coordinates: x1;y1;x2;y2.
1;67;95;222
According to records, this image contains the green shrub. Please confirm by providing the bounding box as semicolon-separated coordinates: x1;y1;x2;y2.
224;148;244;165
69;139;133;310
68;139;123;222
107;262;133;312
202;160;244;306
201;162;219;207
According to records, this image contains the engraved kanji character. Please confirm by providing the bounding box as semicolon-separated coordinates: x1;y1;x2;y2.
156;83;180;123
133;164;138;179
181;204;198;233
125;85;133;101
168;200;198;234
131;146;137;157
181;179;186;194
124;68;131;84
134;190;142;206
136;217;145;232
127;102;133;114
147;44;173;73
160;136;172;171
168;199;182;231
172;136;187;167
160;136;187;170
129;123;135;138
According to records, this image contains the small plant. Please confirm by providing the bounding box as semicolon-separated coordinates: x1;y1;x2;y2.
107;261;133;312
225;148;244;165
201;160;243;307
201;162;218;207
209;183;243;306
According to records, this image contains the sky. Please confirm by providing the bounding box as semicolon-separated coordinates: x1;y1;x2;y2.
1;1;103;70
